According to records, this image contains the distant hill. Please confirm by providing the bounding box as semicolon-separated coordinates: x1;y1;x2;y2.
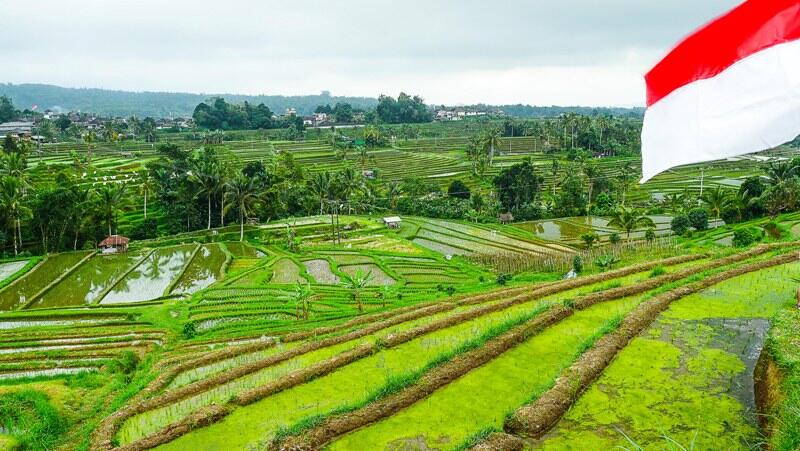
449;103;645;119
0;83;645;120
0;83;379;118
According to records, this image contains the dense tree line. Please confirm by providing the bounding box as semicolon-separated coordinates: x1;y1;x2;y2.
0;83;378;118
375;93;432;124
193;97;306;131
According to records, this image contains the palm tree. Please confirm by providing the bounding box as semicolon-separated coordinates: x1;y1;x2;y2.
480;128;502;167
138;170;155;219
583;163;598;216
550;159;560;197
70;186;92;250
83;131;96;164
617;162;636;206
607;207;656;240
386;181;401;210
0;176;28;255
701;186;732;222
340;269;373;312
224;176;261;241
309;172;332;215
190;157;220;229
356;146;373;171
94;183;127;237
766;161;797;186
662;192;685;213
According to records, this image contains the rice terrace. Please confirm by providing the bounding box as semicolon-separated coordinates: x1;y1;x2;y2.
3;1;800;450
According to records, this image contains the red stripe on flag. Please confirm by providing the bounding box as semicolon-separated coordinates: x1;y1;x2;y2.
646;0;800;107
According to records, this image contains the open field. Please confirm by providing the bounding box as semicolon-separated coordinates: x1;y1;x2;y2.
2;209;800;449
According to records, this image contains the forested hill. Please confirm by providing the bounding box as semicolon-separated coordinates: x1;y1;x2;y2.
0;84;379;118
455;103;645;118
0;83;645;119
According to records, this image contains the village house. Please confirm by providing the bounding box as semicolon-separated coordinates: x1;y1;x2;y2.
0;121;34;137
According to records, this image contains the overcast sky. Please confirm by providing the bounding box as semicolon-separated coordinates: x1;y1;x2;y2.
1;0;741;106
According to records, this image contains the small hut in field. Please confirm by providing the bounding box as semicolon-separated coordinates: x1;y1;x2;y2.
98;235;130;254
382;216;402;229
498;213;515;224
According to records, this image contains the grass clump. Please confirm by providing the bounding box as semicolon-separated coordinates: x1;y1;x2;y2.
0;390;67;451
765;308;800;451
649;265;666;278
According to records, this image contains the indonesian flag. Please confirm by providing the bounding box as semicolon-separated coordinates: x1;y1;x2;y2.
641;0;800;182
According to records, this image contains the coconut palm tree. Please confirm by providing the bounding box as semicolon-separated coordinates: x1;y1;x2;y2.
479;128;502;167
70;185;92;250
766;161;797;186
583;162;598;216
83;131;96;164
700;185;732;222
309;172;332;215
607;207;655;240
224;175;261;241
94;183;127;237
386;181;402;210
617;162;637;206
138;170;155;219
340;269;373;312
356;146;373;171
0;176;28;255
189;156;220;229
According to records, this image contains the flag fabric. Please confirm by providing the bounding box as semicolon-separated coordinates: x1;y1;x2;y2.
641;0;800;182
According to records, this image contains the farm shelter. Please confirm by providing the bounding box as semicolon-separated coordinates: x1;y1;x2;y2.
383;216;402;229
98;235;130;254
498;212;515;224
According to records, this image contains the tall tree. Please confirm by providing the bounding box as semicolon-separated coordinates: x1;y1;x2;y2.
480;128;502;167
701;186;732;222
0;176;28;255
224;176;261;241
138;170;155;219
94;184;127;237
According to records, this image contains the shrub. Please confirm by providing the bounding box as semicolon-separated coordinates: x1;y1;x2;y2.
732;227;763;247
721;206;739;225
572;255;584;274
580;232;599;248
688;208;709;231
650;265;666;277
671;215;690;235
594;254;620;272
645;228;656;242
609;233;621;245
496;273;512;285
447;180;471;200
109;350;140;381
445;286;456;296
182;322;197;339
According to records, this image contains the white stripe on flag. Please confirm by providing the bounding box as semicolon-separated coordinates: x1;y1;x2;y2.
641;38;800;182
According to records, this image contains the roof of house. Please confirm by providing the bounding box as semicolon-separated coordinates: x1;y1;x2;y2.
382;216;402;223
99;235;130;247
